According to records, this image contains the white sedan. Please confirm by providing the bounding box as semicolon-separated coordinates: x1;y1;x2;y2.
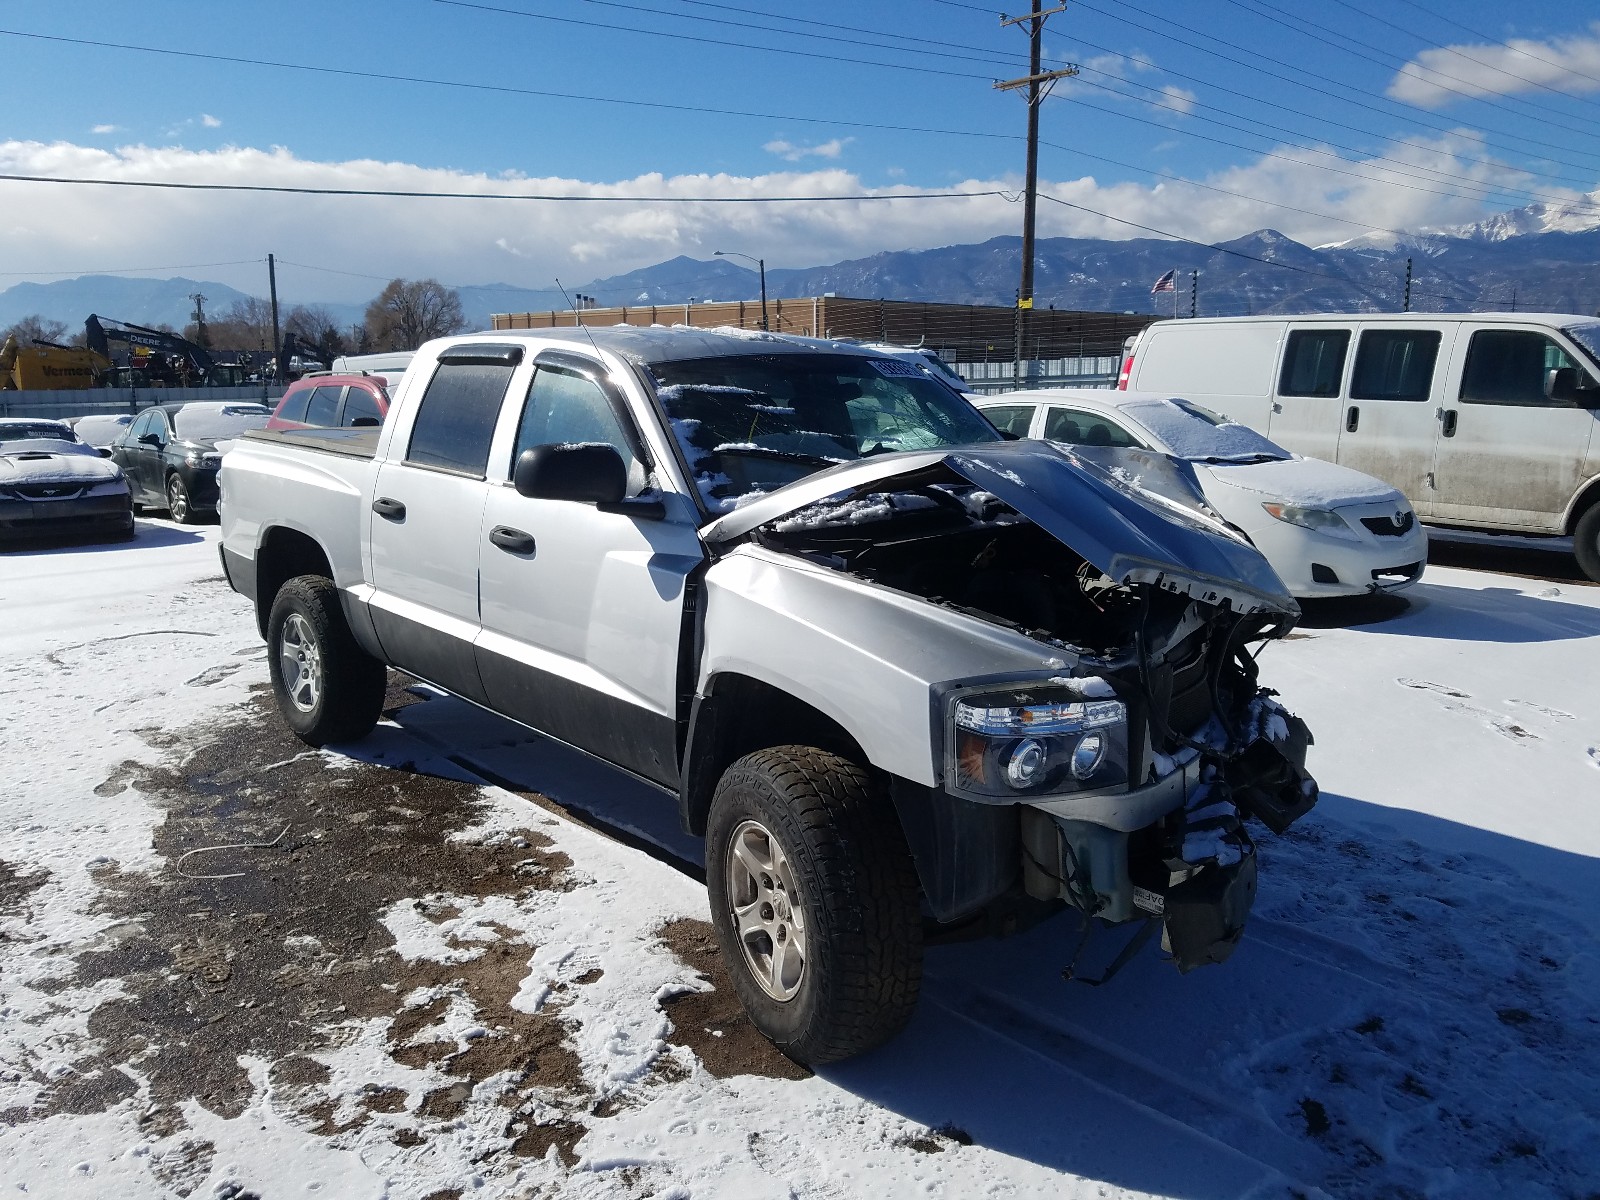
976;389;1428;599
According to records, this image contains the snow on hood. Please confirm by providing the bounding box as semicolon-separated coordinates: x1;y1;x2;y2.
703;439;1297;616
1203;454;1404;508
0;442;124;485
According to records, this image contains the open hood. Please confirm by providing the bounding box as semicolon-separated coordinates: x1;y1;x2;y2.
702;439;1296;617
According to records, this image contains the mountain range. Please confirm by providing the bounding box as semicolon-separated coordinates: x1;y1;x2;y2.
7;192;1600;336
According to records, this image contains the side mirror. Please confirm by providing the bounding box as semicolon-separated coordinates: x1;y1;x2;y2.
98;447;113;458
350;416;380;428
139;433;161;447
513;443;626;504
1546;367;1579;402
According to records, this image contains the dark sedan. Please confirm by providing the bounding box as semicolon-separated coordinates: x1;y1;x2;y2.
0;418;134;542
111;402;271;523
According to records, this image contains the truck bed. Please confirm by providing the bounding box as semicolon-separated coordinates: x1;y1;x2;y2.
242;426;380;459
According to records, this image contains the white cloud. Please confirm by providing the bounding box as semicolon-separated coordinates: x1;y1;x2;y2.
91;124;119;135
201;114;222;128
1158;85;1196;116
763;137;852;162
1388;24;1600;107
0;136;1568;304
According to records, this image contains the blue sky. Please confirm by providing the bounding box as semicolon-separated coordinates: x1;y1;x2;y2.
1;0;1598;302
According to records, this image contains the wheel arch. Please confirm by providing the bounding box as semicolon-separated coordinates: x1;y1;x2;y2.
1563;473;1600;535
254;525;335;640
679;672;869;838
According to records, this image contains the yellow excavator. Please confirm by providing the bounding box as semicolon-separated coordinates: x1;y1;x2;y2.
0;335;109;390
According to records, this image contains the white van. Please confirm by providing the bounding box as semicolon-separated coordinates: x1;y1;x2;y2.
1119;312;1600;579
329;351;414;389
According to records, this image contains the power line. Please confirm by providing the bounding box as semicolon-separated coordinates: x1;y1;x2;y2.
1326;0;1600;102
1389;0;1600;91
0;171;1013;204
0;258;261;278
1215;0;1600;124
1071;0;1600;158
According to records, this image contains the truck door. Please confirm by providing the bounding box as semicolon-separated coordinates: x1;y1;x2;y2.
474;352;705;789
1431;327;1600;532
1266;325;1350;464
366;346;524;704
1334;324;1454;517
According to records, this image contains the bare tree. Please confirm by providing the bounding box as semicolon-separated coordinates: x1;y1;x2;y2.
2;315;70;346
364;279;465;351
197;297;275;353
282;305;347;365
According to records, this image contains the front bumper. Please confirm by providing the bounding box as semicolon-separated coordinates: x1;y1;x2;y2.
0;493;133;536
1257;515;1429;598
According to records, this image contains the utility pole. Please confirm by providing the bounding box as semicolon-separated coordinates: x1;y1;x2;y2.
268;254;283;383
996;2;1076;388
189;293;209;348
1403;257;1413;312
1190;271;1198;319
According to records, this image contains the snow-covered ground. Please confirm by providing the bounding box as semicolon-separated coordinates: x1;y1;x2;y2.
1;523;1596;1199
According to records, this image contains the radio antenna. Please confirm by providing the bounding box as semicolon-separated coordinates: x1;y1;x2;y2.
555;278;605;358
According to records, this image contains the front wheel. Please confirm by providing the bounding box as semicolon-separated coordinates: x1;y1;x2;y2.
705;746;923;1065
166;474;197;524
266;575;386;746
1574;503;1600;583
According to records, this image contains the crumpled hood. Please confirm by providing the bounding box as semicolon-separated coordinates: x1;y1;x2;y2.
702;439;1297;616
0;449;125;486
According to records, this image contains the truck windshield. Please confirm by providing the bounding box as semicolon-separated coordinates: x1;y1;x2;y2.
653;353;1000;512
1561;323;1600;373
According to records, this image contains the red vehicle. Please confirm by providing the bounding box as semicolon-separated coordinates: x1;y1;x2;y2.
266;374;389;431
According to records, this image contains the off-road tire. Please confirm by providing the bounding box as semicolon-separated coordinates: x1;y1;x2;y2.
266;575;386;746
166;473;197;525
1574;502;1600;583
705;746;923;1065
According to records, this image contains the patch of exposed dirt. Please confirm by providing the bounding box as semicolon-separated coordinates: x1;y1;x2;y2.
655;917;811;1082
16;684;592;1164
0;860;50;938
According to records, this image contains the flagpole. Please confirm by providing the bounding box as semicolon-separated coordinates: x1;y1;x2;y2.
1173;266;1179;319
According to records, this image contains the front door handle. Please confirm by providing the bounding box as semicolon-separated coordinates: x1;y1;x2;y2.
1441;409;1458;438
371;496;406;520
1345;405;1360;432
489;525;536;555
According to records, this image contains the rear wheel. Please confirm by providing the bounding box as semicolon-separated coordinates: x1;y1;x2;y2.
166;474;197;525
1575;503;1600;583
705;746;923;1065
266;575;386;746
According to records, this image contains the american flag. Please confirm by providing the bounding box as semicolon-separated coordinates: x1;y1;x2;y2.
1150;269;1176;294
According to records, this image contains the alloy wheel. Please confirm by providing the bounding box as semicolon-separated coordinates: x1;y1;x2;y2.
277;613;323;713
724;818;808;1001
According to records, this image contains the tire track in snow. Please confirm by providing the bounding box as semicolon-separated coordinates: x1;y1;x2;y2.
921;971;1333;1197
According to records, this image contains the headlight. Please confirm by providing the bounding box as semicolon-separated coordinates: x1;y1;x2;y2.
184;451;221;469
1261;502;1358;539
946;684;1129;800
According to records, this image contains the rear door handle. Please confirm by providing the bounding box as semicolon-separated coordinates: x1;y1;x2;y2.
1441;409;1458;437
1345;405;1360;432
489;525;536;555
371;496;406;520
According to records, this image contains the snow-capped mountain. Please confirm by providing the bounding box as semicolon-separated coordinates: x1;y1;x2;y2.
1446;189;1600;242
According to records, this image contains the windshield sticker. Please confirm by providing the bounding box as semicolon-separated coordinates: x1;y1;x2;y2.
867;358;926;378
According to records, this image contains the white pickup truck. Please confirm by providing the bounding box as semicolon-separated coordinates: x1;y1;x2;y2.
219;326;1319;1064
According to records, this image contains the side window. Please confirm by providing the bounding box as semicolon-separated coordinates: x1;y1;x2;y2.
1278;329;1350;397
341;386;384;427
513;366;640;484
276;385;312;424
982;404;1036;436
304;386;343;426
1350;330;1441;402
128;410;157;441
1044;407;1142;448
406;361;516;476
1460;330;1585;407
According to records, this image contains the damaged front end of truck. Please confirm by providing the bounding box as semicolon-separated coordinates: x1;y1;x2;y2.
704;439;1318;977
